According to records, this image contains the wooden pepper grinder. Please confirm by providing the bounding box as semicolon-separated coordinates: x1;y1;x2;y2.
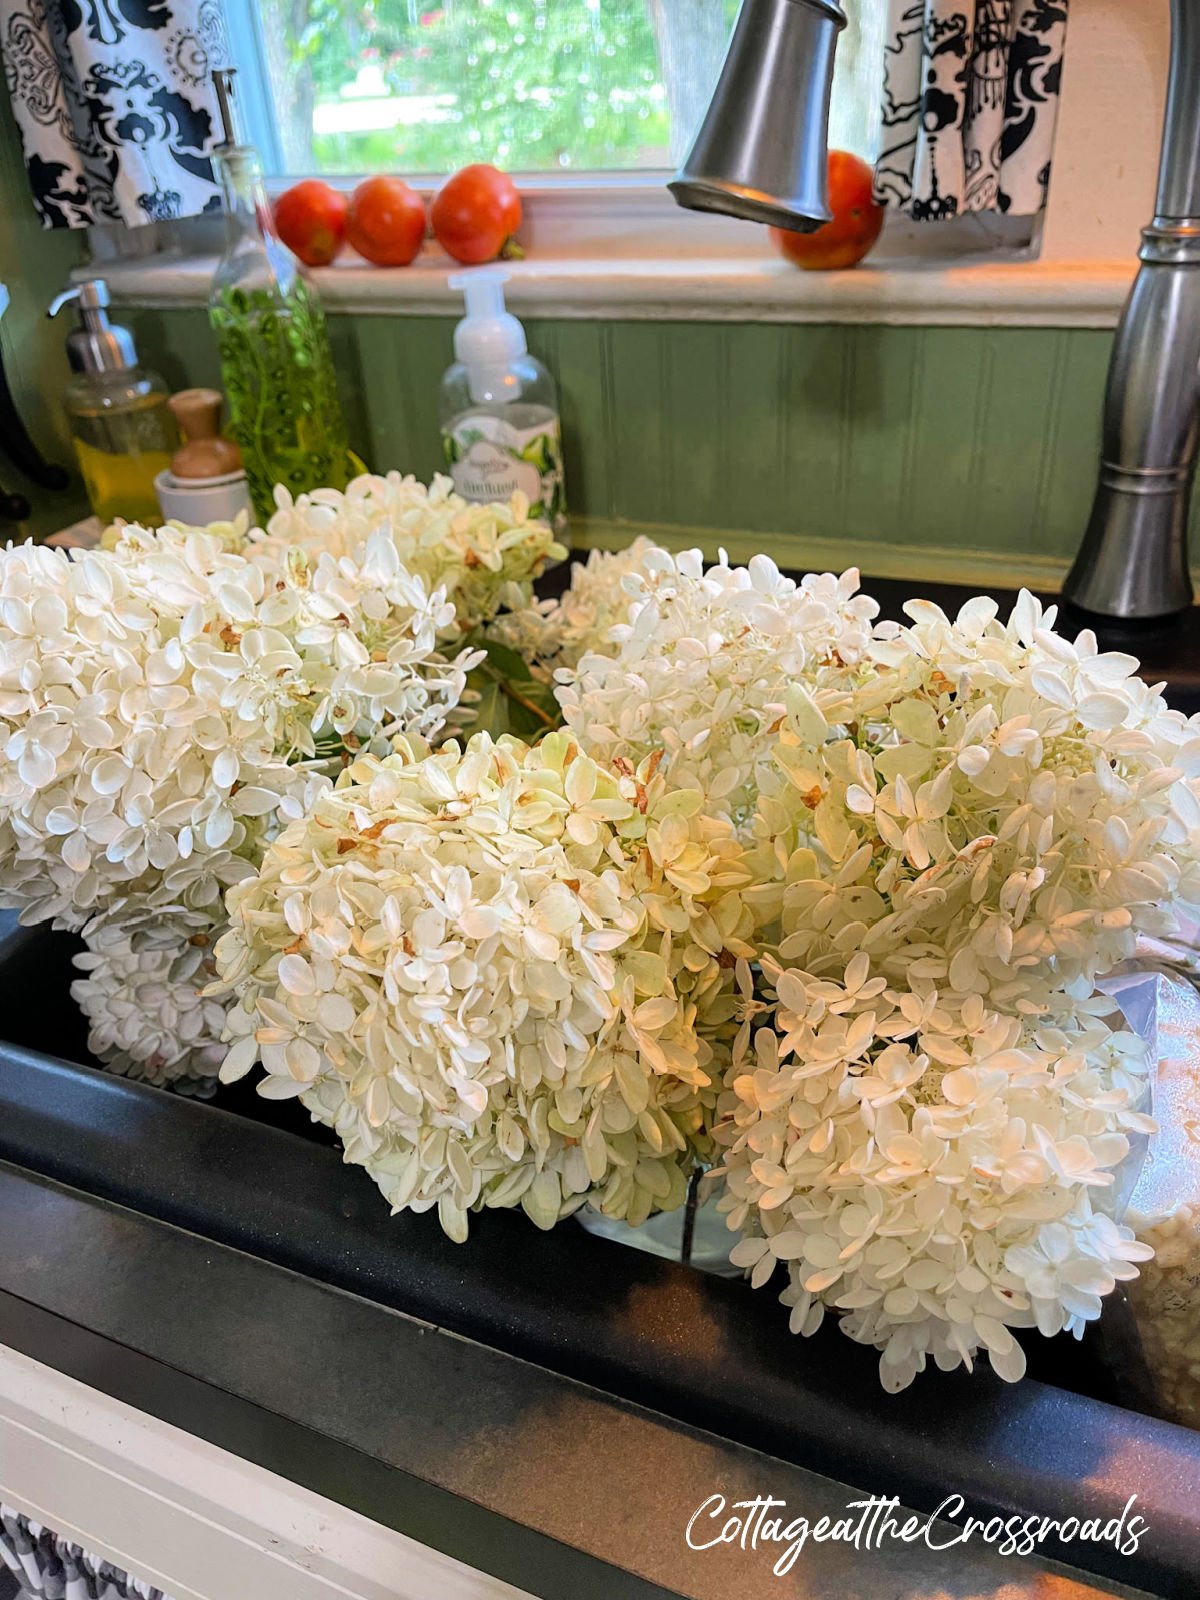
154;387;253;526
168;388;242;479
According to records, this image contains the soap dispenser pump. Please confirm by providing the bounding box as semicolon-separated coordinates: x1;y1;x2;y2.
48;279;176;526
439;269;566;534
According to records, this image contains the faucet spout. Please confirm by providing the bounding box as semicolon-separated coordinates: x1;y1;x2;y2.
1064;0;1200;619
668;0;845;233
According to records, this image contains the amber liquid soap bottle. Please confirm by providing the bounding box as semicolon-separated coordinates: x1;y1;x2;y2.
48;279;176;526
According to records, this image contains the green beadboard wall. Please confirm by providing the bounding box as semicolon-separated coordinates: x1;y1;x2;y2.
125;304;1118;589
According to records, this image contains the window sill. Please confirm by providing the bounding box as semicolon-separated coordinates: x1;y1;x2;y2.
94;253;1134;329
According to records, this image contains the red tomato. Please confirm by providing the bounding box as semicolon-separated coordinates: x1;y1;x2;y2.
345;176;427;267
273;180;347;267
770;151;884;271
431;164;523;265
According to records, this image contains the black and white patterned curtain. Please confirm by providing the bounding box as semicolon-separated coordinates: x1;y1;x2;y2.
874;0;1069;220
0;0;231;229
1;1501;179;1599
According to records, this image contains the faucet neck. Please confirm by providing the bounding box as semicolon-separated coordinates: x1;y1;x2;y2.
1063;0;1200;619
1137;0;1200;262
1155;0;1200;221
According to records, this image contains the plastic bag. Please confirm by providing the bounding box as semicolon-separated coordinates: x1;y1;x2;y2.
1113;960;1200;1429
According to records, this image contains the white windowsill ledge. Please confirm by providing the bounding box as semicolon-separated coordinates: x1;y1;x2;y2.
94;254;1135;329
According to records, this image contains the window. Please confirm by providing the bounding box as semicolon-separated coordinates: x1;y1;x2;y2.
232;0;884;180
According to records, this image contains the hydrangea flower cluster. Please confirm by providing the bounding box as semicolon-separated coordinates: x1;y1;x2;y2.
1;530;369;930
0;503;484;1088
554;548;879;828
214;731;753;1240
485;537;660;674
7;489;1196;1395
70;920;229;1096
717;591;1200;1388
258;471;566;633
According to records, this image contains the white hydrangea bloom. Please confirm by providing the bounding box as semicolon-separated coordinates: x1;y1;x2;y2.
486;537;662;674
259;471;565;633
722;962;1155;1391
718;590;1200;1389
554;548;879;827
0;525;468;932
15;485;1200;1396
214;731;753;1241
102;509;254;554
71;919;229;1096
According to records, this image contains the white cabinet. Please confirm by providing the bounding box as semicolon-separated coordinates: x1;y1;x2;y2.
0;1345;534;1600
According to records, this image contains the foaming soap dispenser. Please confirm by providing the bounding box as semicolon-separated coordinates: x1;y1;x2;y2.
439;269;566;535
49;279;176;526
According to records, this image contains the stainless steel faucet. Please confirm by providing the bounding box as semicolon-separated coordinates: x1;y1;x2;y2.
1064;0;1200;620
669;0;845;233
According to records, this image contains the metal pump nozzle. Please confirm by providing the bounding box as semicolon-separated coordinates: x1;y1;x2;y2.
212;67;241;150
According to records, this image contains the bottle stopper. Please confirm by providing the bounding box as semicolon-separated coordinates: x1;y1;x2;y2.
168;388;242;480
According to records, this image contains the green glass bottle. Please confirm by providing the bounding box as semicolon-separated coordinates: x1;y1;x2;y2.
208;70;358;523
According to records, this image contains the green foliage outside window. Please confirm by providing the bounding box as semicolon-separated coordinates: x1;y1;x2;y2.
261;0;739;176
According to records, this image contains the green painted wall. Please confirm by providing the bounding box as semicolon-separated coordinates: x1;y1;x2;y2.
127;305;1114;587
0;90;85;538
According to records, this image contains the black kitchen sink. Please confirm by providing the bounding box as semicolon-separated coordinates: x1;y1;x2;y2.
1;911;1199;1598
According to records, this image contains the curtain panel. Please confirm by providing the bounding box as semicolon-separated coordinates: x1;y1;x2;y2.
874;0;1069;220
0;0;231;229
1;1500;179;1599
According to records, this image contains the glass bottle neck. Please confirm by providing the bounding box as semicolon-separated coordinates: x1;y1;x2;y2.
214;144;277;246
211;141;300;301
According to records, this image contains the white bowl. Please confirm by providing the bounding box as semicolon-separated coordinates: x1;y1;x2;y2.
155;469;253;525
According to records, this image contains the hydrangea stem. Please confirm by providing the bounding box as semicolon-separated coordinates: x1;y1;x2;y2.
478;658;557;729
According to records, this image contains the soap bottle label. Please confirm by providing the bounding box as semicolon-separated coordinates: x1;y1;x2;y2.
443;413;566;533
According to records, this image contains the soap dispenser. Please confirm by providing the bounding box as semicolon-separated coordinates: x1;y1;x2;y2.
48;279;177;526
440;269;566;535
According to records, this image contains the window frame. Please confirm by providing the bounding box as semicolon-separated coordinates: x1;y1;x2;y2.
207;0;1126;273
85;0;1164;327
221;0;285;175
219;0;1028;264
